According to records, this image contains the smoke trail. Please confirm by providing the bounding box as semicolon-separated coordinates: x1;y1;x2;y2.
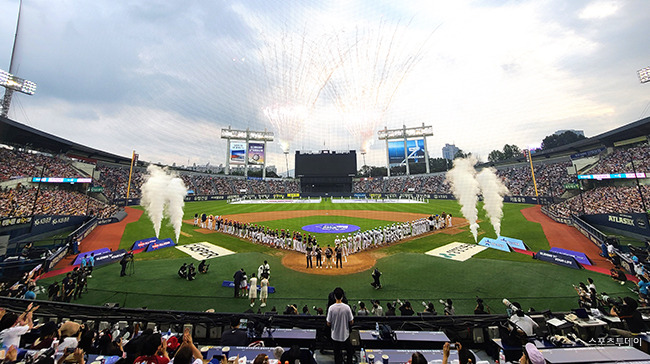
476;167;509;237
166;176;187;244
446;156;481;242
141;165;170;238
141;165;187;242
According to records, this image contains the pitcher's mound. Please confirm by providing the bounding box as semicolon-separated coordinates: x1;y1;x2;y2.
282;251;376;275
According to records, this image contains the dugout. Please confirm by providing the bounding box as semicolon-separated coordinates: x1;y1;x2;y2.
295;150;357;194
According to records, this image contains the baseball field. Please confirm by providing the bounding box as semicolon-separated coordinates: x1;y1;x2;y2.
39;198;635;314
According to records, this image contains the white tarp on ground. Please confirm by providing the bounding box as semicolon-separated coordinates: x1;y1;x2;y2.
176;242;235;260
425;242;487;262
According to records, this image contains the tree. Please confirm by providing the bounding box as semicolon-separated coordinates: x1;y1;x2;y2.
454;149;471;159
488;144;523;162
541;131;585;150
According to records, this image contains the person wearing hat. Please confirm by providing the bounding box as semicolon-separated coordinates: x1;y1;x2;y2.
519;342;546;364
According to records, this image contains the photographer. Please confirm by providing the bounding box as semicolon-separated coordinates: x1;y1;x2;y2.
503;299;538;343
440;299;455;315
356;302;369;316
371;267;382;289
198;260;209;274
609;296;646;337
421;302;437;315
385;302;396;316
474;298;490;315
186;263;197;281
120;251;134;277
178;264;188;279
398;300;415;316
371;300;384;316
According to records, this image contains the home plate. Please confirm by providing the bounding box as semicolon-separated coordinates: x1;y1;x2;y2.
176;242;235;261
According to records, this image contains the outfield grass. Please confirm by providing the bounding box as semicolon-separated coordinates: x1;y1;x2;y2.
37;199;637;314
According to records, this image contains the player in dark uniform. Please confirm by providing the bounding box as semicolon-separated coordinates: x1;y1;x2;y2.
335;244;343;269
315;244;322;268
306;242;313;268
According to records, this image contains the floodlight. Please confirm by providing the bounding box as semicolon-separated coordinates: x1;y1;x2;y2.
638;66;650;84
0;68;37;95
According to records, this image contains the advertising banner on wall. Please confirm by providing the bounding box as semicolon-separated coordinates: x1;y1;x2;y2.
388;139;425;165
230;141;246;165
247;142;265;165
581;212;650;237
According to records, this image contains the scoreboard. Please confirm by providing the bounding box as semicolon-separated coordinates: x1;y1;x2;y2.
295;150;357;177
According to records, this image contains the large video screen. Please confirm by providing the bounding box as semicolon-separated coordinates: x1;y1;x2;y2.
295;151;357;177
388;139;425;165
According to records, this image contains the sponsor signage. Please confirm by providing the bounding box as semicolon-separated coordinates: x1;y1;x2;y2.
581;213;650;237
89;186;105;192
94;249;128;266
478;237;511;252
247;142;265;165
1;216;32;228
230;141;246;165
354;193;367;198
563;183;579;190
287;193;300;198
578;173;646;180
425;242;487;262
498;236;526;250
549;247;592;266
176;242;235;260
146;238;175;252
132;237;158;250
97;217;118;225
536;250;581;269
72;248;111;265
32;177;92;183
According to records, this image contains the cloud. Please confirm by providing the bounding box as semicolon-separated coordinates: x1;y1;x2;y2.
2;0;650;171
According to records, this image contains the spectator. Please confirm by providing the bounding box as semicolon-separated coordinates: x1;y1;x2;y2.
0;303;38;348
220;316;249;346
610;297;646;337
134;333;169;364
326;287;354;364
398;300;415;316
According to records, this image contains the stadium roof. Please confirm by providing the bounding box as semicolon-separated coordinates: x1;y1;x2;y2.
0;115;130;163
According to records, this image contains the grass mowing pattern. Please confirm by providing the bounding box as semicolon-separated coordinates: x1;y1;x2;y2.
37;200;636;314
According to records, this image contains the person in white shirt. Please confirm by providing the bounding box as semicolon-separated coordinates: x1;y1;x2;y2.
249;273;258;307
0;303;38;349
327;287;354;364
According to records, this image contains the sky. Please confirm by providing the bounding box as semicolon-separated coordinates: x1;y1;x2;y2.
1;0;649;173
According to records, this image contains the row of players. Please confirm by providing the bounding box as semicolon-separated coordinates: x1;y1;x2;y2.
193;213;453;257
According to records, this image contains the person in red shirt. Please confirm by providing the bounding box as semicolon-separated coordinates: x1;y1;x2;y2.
134;333;170;364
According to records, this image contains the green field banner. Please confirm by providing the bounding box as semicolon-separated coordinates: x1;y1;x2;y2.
563;183;579;190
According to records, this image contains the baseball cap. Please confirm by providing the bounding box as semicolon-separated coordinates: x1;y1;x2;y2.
524;343;545;364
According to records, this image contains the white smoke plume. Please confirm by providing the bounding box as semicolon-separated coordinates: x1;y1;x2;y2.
476;167;509;237
140;165;187;243
446;156;481;241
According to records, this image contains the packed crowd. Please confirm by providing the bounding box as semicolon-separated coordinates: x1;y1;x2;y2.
95;164;300;200
0;148;86;182
0;186;120;218
545;185;650;218
589;143;650;174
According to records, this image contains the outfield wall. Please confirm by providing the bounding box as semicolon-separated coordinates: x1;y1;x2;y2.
114;193;557;206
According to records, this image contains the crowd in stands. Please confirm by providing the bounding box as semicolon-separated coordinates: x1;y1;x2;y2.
546;185;650;218
0;186;119;218
0;148;85;182
589;143;650;174
95;164;300;200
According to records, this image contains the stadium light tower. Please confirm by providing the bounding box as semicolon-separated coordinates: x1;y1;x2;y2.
1;2;36;118
1;69;37;117
638;66;650;84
